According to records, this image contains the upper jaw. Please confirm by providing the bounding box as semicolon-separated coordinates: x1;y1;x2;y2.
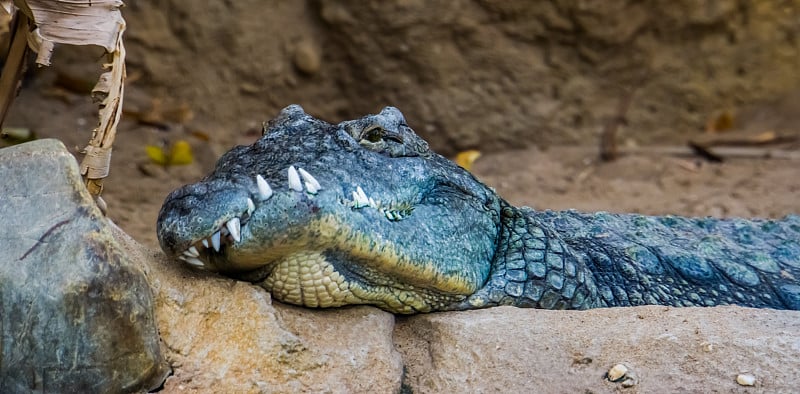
157;164;326;270
158;162;416;272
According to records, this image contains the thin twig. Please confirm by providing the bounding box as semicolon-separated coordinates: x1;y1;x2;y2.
599;85;640;162
0;11;29;128
614;145;800;160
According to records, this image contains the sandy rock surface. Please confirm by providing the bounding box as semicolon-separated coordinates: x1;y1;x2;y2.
113;225;403;393
395;306;800;393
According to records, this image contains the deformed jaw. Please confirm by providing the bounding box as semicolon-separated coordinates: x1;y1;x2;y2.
157;162;327;272
156;181;251;269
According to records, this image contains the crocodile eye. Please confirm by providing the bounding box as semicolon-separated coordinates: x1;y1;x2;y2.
362;125;384;143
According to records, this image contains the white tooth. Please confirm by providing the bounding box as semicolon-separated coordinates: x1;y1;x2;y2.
247;198;256;215
256;175;273;200
305;181;319;194
227;217;241;243
297;168;322;191
368;197;377;208
202;239;210;248
187;246;200;257
351;191;366;208
184;256;205;268
211;231;221;252
288;166;303;192
356;185;369;202
354;186;372;207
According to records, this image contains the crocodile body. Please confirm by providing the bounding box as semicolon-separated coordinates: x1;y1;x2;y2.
157;106;800;313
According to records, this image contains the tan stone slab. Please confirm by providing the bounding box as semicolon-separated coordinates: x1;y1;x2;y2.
112;224;403;393
395;305;800;393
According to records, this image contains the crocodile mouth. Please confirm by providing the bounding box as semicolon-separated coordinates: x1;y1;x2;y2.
173;165;417;271
175;207;252;270
173;165;307;270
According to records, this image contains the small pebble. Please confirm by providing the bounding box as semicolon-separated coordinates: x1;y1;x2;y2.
607;364;628;382
292;41;321;76
736;373;756;386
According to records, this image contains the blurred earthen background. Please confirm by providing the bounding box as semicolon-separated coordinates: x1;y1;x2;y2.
3;0;800;247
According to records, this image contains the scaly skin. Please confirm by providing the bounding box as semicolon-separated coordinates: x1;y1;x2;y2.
157;105;800;313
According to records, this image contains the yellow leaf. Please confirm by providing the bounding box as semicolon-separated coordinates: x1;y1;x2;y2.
454;150;481;171
145;144;168;165
0;127;36;145
145;140;193;165
169;140;194;165
705;110;734;133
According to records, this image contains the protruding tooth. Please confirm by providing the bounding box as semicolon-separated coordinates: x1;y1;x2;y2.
287;166;303;192
227;217;241;243
351;190;366;208
305;181;319;194
184;256;205;268
211;231;221;252
256;175;273;200
247;198;256;215
357;186;373;206
202;239;210;248
187;246;200;257
368;197;377;208
298;168;322;192
351;186;370;208
356;185;369;202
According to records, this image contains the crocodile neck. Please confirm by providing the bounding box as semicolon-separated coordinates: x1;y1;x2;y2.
451;203;800;310
451;204;604;310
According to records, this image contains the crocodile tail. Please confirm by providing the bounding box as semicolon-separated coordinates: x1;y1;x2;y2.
530;210;800;310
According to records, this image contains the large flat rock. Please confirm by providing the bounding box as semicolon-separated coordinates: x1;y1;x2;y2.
0;140;168;392
112;225;404;393
395;306;800;393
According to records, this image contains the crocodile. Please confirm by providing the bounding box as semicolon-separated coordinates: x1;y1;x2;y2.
157;105;800;314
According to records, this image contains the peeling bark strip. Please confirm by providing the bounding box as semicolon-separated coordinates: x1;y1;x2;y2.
17;0;124;56
11;0;127;202
19;219;72;261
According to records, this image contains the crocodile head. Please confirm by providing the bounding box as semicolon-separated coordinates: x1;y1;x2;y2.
157;105;502;313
